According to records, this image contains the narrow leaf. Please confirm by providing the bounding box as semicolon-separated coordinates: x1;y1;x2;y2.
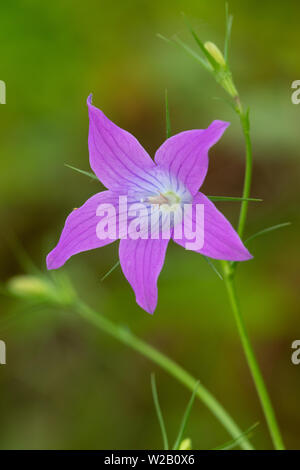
182;14;219;69
156;33;172;44
173;36;212;71
101;260;120;282
157;33;211;72
213;422;258;450
65;163;98;181
165;89;171;139
172;381;199;450
208;195;262;202
245;222;291;244
224;3;233;62
151;374;169;451
202;256;223;280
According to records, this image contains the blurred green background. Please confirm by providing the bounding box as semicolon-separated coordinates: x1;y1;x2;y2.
0;0;299;450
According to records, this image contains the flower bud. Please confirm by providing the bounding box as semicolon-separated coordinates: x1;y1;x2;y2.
179;438;192;450
204;41;226;67
7;274;75;306
203;41;238;99
8;275;53;298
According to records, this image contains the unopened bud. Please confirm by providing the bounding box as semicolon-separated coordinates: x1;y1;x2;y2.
8;275;53;298
179;438;192;450
6;274;74;305
204;41;226;67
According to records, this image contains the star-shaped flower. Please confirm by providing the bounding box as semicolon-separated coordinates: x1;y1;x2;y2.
47;95;251;314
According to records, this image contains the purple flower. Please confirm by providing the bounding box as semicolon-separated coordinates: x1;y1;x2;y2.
46;95;252;314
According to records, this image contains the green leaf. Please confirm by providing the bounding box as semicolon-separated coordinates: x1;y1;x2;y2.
156;33;172;44
175;36;212;71
224;3;233;63
202;256;223;280
182;14;219;70
101;260;120;282
213;422;259;450
165;89;171;139
208;195;262;202
245;222;291;244
151;374;169;451
157;33;211;72
172;381;199;450
65;163;98;181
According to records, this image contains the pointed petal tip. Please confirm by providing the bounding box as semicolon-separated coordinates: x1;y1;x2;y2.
138;300;156;315
216;119;230;128
226;245;253;262
218;240;253;262
241;249;253;261
119;238;168;316
86;94;155;189
46;257;54;271
209;119;230;134
135;288;157;315
46;252;53;270
87;93;93;106
46;250;62;271
173;193;254;262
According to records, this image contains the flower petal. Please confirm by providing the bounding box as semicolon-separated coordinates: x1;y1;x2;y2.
173;192;252;261
87;95;157;191
155;120;230;195
119;238;169;314
47;191;123;270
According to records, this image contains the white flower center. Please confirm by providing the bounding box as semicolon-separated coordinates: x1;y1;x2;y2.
147;190;181;207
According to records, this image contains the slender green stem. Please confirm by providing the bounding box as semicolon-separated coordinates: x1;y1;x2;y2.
222;263;284;449
151;374;169;450
236;109;253;239
73;299;253;450
172;381;199;450
176;7;284;449
219;96;284;449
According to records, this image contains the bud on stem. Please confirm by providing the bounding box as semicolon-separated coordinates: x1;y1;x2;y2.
204;41;226;67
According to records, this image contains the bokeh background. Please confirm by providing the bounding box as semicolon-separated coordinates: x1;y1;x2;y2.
0;0;299;450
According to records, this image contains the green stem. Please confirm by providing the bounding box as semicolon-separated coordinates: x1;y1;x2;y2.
222;264;285;450
220;97;284;448
179;14;284;448
73;299;253;450
237;108;253;239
